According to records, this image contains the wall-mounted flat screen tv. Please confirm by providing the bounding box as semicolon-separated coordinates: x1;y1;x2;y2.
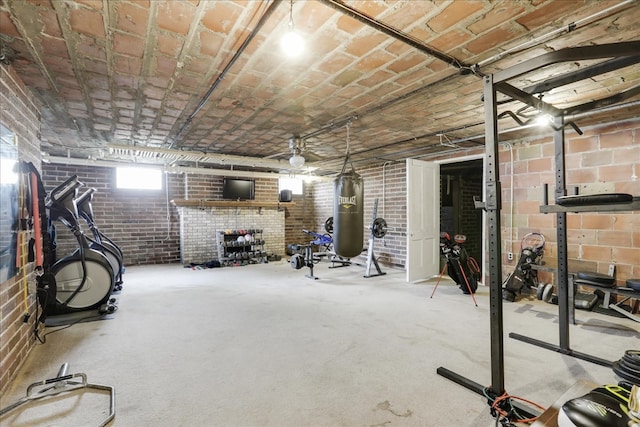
222;178;255;200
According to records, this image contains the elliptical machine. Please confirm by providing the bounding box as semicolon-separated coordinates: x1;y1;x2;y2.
75;187;124;291
42;175;116;315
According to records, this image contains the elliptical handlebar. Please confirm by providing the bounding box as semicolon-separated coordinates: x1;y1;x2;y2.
46;175;84;225
48;175;83;204
75;187;96;224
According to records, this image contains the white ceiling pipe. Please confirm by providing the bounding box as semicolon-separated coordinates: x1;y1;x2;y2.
107;144;292;170
45;155;333;182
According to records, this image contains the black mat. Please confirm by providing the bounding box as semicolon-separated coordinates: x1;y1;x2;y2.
44;308;116;327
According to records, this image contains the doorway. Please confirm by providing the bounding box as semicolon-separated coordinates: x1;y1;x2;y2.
439;159;484;275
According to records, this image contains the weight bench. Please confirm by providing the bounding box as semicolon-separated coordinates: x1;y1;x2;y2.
531;265;640;323
573;277;640;323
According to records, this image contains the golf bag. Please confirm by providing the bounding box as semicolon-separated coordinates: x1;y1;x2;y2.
439;232;479;294
502;232;545;302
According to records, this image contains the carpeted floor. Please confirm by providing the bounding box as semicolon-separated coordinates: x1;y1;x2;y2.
1;261;638;427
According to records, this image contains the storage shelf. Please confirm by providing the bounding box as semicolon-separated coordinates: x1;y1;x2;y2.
216;229;266;266
171;199;295;208
539;197;640;213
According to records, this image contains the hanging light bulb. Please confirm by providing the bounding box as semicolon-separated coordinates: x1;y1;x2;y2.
280;0;304;58
534;113;553;127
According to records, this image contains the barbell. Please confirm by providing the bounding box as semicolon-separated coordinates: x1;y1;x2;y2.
325;216;387;238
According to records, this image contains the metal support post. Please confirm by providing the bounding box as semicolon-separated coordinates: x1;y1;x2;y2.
437;73;507;398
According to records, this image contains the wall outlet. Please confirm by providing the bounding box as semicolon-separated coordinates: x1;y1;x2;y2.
507;252;513;261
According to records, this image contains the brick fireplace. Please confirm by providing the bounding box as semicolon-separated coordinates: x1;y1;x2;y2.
176;204;285;265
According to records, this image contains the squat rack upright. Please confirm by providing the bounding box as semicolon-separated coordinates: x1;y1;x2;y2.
437;40;640;405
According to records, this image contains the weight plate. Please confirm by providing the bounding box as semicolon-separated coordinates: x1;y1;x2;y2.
613;361;640;386
624;350;640;365
536;283;546;300
618;358;640;374
290;254;304;270
324;217;334;234
372;218;387;238
542;283;554;302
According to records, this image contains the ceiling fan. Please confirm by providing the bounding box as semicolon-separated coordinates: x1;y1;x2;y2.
288;136;306;168
266;135;324;169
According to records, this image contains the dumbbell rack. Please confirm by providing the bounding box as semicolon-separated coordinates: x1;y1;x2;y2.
216;229;265;266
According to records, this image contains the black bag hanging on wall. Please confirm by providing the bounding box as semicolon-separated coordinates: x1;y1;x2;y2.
333;168;364;258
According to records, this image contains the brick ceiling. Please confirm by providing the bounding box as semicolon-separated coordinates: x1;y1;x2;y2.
1;0;639;176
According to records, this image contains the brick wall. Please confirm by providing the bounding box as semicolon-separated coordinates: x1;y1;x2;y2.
41;166;293;267
42;164;183;266
439;169;483;262
0;65;42;395
458;178;483;262
501;120;640;286
284;181;318;247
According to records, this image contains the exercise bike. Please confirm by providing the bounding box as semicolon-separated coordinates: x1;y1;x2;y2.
75;187;124;291
42;175;116;315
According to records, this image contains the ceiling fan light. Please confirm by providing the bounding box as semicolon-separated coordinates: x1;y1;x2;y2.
289;153;305;168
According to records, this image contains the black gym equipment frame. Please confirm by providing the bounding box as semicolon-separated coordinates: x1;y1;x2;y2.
437;40;640;407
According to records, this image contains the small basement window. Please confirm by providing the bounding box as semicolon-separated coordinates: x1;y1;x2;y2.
279;177;303;195
116;166;162;190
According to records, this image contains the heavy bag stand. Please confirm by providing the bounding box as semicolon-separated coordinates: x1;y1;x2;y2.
363;198;386;278
0;363;115;426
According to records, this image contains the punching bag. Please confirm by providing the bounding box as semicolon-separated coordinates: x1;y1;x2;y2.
333;169;364;258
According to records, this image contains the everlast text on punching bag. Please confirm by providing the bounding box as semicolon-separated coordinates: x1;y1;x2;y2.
333;169;364;258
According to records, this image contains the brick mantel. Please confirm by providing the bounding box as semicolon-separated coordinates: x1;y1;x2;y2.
171;199;295;208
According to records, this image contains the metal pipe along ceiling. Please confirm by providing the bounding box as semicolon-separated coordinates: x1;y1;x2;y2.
319;0;467;70
169;0;284;149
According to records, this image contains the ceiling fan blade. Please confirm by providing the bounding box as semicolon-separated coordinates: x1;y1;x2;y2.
265;151;289;159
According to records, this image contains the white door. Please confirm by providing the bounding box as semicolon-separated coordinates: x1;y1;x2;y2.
406;158;440;282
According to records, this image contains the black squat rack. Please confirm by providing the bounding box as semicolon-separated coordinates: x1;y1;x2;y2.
437;40;640;410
